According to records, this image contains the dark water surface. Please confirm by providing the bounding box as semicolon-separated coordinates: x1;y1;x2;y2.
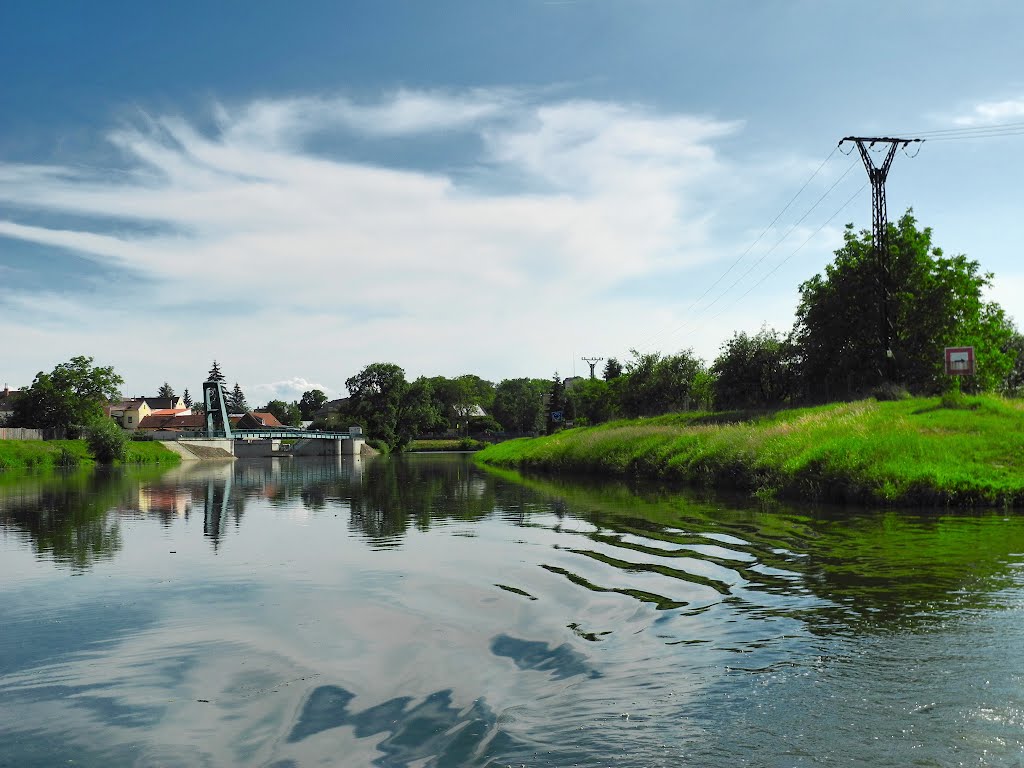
1;454;1023;767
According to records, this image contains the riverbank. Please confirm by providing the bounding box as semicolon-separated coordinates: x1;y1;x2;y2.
475;395;1024;506
0;439;182;471
406;438;488;452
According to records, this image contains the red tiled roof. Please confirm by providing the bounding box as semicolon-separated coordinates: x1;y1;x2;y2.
137;413;206;430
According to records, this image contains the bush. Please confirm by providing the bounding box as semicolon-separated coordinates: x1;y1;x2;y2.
871;382;911;401
85;419;129;463
56;448;80;468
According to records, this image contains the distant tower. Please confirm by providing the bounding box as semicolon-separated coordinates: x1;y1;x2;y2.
581;357;604;379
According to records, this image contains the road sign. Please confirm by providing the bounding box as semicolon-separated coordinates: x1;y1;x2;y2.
944;346;975;376
550;411;563;423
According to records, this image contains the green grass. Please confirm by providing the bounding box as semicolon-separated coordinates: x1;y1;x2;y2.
0;439;181;471
475;395;1024;506
406;438;488;452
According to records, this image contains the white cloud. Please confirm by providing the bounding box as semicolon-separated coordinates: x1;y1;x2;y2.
952;98;1024;126
0;89;822;392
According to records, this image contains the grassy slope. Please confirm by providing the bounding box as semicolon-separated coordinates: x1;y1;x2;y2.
475;396;1024;506
0;439;181;471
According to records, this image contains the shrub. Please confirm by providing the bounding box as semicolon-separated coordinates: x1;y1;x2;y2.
56;447;81;468
871;382;911;401
85;419;129;463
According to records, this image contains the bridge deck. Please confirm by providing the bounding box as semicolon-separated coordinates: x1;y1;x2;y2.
181;430;355;440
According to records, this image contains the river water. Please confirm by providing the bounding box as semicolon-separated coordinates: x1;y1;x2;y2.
1;454;1022;767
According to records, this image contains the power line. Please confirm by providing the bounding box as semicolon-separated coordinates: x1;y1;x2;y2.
634;146;843;352
704;182;868;326
645;157;860;349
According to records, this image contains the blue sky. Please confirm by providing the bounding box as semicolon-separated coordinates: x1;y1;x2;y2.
2;1;1022;401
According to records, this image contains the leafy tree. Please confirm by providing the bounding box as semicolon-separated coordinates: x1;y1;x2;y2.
12;356;123;433
207;361;226;382
546;372;566;434
345;363;437;449
182;389;193;408
711;327;795;410
1002;329;1024;396
617;349;707;417
603;358;623;380
795;212;1015;398
228;382;248;414
492;378;546;433
157;382;176;399
567;378;618;425
298;389;329;419
263;399;302;426
85;418;128;463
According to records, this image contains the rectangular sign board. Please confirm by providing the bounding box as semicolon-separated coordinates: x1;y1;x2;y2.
944;346;975;376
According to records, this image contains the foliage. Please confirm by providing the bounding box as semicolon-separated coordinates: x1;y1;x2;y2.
0;439;179;472
264;399;302;426
711;327;794;410
182;388;193;408
84;418;129;463
11;356;124;433
207;360;225;382
298;389;329;419
406;438;488;452
1001;329;1024;396
546;372;566;434
567;378;617;426
794;212;1015;398
491;378;547;433
603;358;623;380
617;349;708;417
345;363;438;450
467;414;501;434
228;382;248;414
476;395;1024;506
421;375;496;433
157;382;176;399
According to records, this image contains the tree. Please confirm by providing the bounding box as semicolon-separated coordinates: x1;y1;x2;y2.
603;358;623;380
12;356;123;433
157;382;176;399
617;349;707;417
183;389;193;408
345;363;437;449
264;399;302;427
492;378;546;433
566;378;617;426
207;361;225;383
711;327;795;410
1002;329;1024;396
85;418;128;463
794;212;1015;397
298;389;329;419
546;372;566;434
228;382;248;414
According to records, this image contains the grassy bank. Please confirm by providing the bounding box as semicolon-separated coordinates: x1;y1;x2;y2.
475;395;1024;507
0;439;182;471
406;438;488;452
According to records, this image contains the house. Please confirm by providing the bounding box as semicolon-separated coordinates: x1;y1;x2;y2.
0;386;22;425
233;411;286;430
136;412;207;434
108;395;189;430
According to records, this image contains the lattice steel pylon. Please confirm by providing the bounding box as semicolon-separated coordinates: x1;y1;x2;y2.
581;356;604;379
839;136;923;384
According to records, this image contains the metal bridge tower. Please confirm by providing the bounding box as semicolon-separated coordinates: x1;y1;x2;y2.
839;135;922;383
203;380;233;438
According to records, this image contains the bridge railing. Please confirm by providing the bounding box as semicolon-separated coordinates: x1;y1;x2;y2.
179;429;355;440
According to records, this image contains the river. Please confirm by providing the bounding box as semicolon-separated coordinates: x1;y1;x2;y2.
1;454;1022;767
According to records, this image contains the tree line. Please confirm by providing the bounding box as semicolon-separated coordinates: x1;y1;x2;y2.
5;214;1022;453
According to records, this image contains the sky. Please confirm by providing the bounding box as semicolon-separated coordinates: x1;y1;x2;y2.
2;0;1023;403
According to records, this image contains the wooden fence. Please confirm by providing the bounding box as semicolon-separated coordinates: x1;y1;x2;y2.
0;427;51;440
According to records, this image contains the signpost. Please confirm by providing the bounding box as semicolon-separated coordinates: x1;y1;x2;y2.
944;347;975;377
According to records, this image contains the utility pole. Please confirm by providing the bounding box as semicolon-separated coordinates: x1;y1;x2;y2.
839;136;922;384
581;356;604;379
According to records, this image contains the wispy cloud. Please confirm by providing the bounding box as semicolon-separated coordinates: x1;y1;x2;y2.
952;97;1024;126
0;89;804;394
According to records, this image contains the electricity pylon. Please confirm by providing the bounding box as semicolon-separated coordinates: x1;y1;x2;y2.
839;135;923;384
581;357;604;379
